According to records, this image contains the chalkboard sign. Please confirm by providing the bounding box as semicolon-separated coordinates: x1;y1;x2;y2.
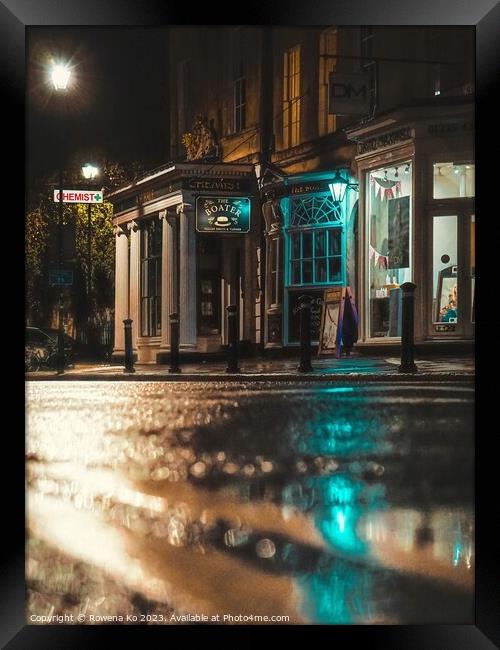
288;289;324;343
318;286;359;357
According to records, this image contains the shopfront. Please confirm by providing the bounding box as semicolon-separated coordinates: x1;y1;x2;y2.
110;163;259;362
261;171;359;347
346;101;474;346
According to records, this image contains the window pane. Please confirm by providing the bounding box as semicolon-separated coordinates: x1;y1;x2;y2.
329;229;341;255
432;215;458;326
329;257;341;282
302;260;312;283
315;230;326;256
315;259;327;283
433;163;475;199
302;232;312;259
291;233;300;259
367;162;413;337
291;260;300;284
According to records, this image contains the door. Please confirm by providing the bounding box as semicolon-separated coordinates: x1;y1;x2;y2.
428;208;475;339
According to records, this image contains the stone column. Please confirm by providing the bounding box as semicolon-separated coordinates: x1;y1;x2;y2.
113;226;128;355
178;203;197;347
159;209;176;348
128;220;140;350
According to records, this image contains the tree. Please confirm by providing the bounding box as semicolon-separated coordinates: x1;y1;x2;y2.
26;161;141;335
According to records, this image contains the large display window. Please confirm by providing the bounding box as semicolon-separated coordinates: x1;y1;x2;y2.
366;162;413;338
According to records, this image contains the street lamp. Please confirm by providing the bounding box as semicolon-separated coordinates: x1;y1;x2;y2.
328;169;349;204
50;61;71;374
81;164;99;331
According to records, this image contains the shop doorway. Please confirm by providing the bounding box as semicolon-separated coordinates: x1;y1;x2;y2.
197;237;222;349
428;207;474;339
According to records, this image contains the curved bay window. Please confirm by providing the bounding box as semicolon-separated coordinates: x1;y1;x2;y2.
367;162;413;338
284;192;345;344
286;193;344;287
140;218;162;337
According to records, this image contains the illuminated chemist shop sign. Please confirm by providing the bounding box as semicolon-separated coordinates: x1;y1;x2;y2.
196;196;251;233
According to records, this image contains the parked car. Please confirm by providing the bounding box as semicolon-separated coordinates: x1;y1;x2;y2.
25;326;76;360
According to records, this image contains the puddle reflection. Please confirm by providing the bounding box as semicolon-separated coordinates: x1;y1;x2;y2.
27;382;474;624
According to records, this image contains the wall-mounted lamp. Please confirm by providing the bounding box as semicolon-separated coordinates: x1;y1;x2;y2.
328;170;352;203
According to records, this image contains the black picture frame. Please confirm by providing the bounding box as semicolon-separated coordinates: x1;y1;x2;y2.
4;0;498;646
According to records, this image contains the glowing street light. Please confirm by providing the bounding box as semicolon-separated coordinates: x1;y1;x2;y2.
50;62;71;91
82;163;99;180
328;169;349;204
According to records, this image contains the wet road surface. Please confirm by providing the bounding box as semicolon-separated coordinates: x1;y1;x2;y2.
26;381;474;625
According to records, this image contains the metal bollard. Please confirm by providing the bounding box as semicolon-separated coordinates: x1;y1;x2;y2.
226;305;240;373
168;312;181;373
123;318;135;373
297;299;313;373
56;298;65;375
398;282;418;373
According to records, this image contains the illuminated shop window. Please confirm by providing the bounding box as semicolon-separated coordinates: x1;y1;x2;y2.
286;193;344;287
433;162;475;199
367;162;413;338
140;218;162;337
432;215;458;326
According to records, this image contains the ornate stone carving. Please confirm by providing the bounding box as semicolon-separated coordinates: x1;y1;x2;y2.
181;115;219;161
261;198;283;236
114;225;127;237
127;220;139;232
176;202;193;215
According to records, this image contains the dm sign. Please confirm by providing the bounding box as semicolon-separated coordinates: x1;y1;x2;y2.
329;72;370;116
196;196;250;233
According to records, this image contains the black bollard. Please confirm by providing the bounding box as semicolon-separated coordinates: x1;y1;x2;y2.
297;299;313;373
398;282;418;373
56;297;65;375
123;318;135;373
168;312;181;373
226;305;240;373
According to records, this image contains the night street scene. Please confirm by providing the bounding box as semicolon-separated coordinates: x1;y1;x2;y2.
26;26;475;627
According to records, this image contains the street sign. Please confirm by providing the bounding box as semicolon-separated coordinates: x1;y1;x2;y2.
53;189;104;203
49;270;74;286
329;72;370;116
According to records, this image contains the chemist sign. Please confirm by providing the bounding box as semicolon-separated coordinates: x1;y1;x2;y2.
53;189;104;203
196;196;250;233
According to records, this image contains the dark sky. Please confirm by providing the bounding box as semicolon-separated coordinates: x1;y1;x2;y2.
27;27;169;191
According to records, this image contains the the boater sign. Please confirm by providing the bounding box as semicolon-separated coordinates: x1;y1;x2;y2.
196;196;250;233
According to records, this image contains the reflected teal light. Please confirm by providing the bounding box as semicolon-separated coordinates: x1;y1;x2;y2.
453;543;462;567
298;559;373;624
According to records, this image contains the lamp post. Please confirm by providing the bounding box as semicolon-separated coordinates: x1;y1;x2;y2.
81;164;99;310
50;61;72;374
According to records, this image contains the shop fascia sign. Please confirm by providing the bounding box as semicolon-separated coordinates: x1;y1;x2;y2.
53;189;103;203
196;196;250;233
357;127;413;155
329;72;370;116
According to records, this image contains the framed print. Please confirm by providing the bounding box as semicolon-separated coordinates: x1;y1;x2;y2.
4;0;498;646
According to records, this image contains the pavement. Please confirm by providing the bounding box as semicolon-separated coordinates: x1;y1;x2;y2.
26;353;475;382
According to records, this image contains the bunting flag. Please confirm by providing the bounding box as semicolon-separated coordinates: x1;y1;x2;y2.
370;175;402;201
369;244;388;268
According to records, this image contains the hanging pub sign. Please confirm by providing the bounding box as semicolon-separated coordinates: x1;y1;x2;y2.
196;196;251;233
329;72;370;116
318;286;359;358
